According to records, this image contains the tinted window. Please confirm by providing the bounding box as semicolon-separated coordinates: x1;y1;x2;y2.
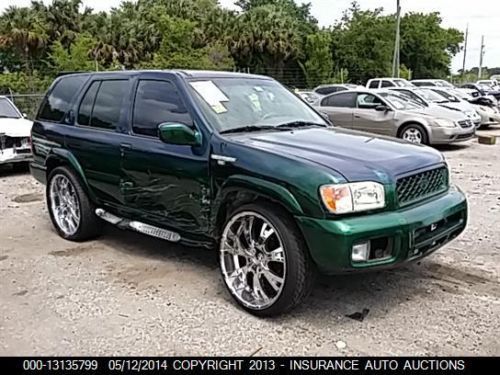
316;87;337;95
133;80;192;137
77;81;100;126
381;80;394;88
368;80;379;89
321;92;356;108
357;93;384;109
38;75;87;122
90;80;128;130
0;98;21;118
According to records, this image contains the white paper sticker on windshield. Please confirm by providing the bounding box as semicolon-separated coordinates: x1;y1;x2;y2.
212;102;227;113
189;81;229;106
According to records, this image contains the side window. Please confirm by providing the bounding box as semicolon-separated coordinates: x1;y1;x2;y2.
38;75;87;122
316;87;337;95
368;80;379;89
381;80;394;88
90;80;128;130
132;80;192;137
321;92;356;108
77;81;100;126
357;93;383;109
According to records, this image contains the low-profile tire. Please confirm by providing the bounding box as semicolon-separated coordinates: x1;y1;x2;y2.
399;123;429;145
46;166;102;241
219;202;315;317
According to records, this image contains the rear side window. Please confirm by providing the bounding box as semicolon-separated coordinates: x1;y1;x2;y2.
77;80;128;130
132;80;192;137
381;80;393;88
315;87;337;95
368;80;379;89
321;92;357;108
38;75;87;122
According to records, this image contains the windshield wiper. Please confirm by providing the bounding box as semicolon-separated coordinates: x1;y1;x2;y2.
276;121;328;129
219;125;277;135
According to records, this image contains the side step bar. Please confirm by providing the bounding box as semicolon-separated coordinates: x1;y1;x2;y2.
95;208;181;242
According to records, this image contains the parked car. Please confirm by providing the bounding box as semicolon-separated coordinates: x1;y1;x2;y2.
31;71;468;316
428;87;500;128
0;96;33;167
296;90;321;105
411;79;455;88
366;78;414;89
387;87;481;128
316;89;475;145
313;83;363;96
458;83;499;107
474;81;500;100
477;80;500;91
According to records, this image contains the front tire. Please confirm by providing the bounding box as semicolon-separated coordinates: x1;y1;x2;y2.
219;203;314;316
399;123;428;145
47;166;102;241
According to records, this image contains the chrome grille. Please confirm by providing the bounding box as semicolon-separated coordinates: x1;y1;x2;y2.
396;167;449;207
457;119;474;128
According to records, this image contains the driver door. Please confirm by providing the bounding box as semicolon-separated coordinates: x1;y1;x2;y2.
119;76;211;236
352;93;395;136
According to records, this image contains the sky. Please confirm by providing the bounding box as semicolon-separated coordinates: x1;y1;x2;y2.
2;0;499;73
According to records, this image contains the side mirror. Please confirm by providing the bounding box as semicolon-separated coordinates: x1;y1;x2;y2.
22;113;28;118
158;123;201;146
375;105;389;112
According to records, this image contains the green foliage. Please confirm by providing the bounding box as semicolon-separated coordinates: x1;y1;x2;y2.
0;0;465;91
299;31;334;88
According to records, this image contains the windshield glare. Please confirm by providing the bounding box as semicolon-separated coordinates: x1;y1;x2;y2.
380;93;423;110
417;88;448;102
0;98;21;119
188;78;327;132
394;79;413;87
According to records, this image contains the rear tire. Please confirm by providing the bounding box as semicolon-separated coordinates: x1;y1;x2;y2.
219;202;315;317
399;123;428;145
46;166;102;241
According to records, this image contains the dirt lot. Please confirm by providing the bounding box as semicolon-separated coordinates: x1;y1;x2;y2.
1;129;499;356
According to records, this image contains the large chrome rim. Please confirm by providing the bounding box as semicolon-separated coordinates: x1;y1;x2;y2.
402;128;423;144
49;174;81;236
220;211;286;310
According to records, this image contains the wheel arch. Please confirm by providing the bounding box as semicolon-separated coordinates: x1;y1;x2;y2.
397;121;430;141
211;175;304;239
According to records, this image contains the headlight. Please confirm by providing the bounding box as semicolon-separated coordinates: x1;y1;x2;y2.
432;118;456;128
320;182;385;214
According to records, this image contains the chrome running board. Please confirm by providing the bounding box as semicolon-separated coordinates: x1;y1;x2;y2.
95;208;181;242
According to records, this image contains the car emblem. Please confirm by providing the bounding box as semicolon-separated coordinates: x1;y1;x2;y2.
430;223;438;232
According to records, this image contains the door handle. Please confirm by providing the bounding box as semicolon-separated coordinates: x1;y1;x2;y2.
120;143;132;150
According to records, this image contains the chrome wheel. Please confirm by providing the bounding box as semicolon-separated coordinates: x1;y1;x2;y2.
220;211;286;310
402;128;423;144
49;174;81;236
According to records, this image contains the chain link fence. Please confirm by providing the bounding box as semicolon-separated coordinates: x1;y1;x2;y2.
4;94;45;119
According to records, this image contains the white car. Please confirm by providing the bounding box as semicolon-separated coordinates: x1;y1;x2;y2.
411;79;455;88
0;96;33;166
366;78;414;89
477;80;500;91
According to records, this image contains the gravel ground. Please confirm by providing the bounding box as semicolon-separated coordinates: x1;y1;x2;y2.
1;129;499;356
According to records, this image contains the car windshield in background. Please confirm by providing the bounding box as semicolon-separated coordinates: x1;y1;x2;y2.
417;88;448;103
379;92;423;110
394;80;413;87
0;98;21;119
188;78;328;133
433;89;459;102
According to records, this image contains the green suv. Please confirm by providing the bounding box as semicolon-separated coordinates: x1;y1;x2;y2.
31;70;468;316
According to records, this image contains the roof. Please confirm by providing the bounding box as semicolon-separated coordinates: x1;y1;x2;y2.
56;69;270;81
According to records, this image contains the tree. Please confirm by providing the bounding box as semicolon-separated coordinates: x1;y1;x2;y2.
299;31;334;88
49;33;97;72
400;12;463;78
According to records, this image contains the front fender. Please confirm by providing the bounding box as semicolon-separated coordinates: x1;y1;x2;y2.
210;175;304;235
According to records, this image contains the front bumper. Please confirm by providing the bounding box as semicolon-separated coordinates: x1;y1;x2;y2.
429;126;475;144
0;147;32;165
296;187;467;274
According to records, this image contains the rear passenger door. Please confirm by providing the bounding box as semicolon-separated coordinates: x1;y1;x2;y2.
120;77;210;236
65;77;131;206
319;92;356;128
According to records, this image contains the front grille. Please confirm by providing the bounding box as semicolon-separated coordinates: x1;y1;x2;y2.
458;119;474;128
0;135;28;150
396;167;449;207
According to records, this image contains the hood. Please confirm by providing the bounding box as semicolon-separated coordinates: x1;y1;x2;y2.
228;127;444;182
0;118;33;137
407;105;467;121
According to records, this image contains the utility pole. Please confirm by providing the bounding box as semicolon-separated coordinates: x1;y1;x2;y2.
461;24;468;77
478;35;485;79
392;0;401;78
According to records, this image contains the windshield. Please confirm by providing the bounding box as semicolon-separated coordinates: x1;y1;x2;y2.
432;89;460;102
417;88;448;103
188;78;328;132
435;80;454;88
0;98;21;119
394;79;413;87
379;92;423;110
